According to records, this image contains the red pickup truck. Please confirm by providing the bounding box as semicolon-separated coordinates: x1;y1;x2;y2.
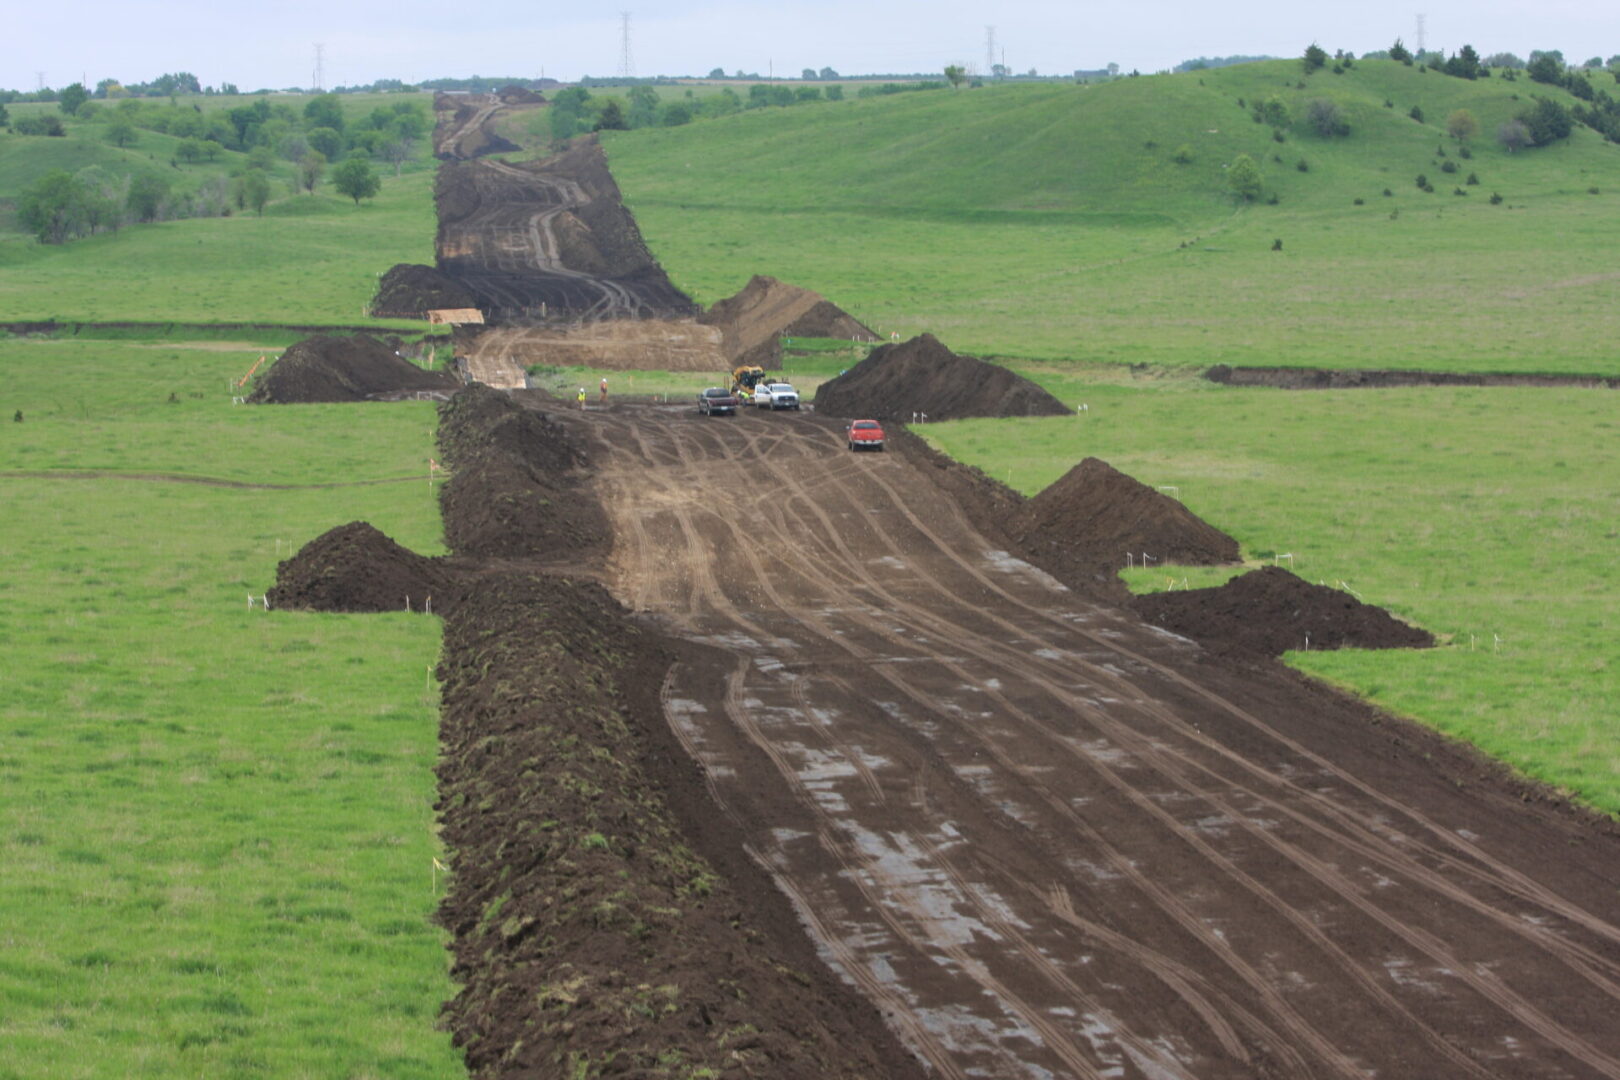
846;419;885;452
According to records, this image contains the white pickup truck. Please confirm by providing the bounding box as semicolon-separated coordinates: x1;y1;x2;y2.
753;382;801;410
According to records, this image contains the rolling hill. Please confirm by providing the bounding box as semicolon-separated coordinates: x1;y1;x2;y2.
605;60;1620;373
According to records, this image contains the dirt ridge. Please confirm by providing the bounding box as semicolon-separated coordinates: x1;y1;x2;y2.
1207;364;1620;389
699;274;878;370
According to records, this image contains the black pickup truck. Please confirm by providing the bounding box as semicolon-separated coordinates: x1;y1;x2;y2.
697;387;739;416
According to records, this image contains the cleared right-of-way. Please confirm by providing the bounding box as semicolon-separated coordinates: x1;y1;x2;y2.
581;402;1620;1080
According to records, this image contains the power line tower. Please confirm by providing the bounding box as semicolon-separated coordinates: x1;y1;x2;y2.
313;43;326;91
1414;14;1426;55
619;11;634;80
36;71;45;91
985;26;997;78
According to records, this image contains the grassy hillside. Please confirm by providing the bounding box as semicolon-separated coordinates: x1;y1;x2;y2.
606;61;1620;374
0;170;436;324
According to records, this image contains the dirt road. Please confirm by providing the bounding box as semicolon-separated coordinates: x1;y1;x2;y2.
577;404;1620;1079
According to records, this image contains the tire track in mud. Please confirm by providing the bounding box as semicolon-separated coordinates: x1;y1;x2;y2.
579;405;1620;1079
594;411;1347;1076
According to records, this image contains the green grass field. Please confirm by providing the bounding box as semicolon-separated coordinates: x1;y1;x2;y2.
0;169;437;325
924;370;1620;812
607;61;1620;374
0;338;459;1077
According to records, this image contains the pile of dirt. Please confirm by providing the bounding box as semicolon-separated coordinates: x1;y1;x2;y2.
435;385;608;562
1205;364;1620;390
370;263;478;319
813;333;1071;421
247;334;459;403
699;275;878;369
1014;457;1241;583
266;521;460;614
496;84;545;104
434;137;698;321
435;572;920;1078
1131;565;1436;657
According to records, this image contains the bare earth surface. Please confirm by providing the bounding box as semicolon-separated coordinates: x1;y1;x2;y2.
572;402;1620;1080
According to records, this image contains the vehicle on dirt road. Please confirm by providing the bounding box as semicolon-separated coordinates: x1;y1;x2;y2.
754;382;801;410
697;387;739;416
731;365;768;403
846;419;885;451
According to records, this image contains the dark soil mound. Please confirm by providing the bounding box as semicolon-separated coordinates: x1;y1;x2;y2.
1206;364;1620;390
436;383;586;475
814;333;1071;421
699;275;877;369
496;84;545;104
247;334;459;403
370;263;478;318
436;573;921;1078
1015;458;1241;581
436;386;607;561
267;521;458;614
434;138;698;320
1131;566;1435;657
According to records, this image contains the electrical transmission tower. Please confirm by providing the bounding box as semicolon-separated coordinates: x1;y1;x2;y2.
313;43;325;91
1414;14;1426;55
985;26;997;78
619;12;634;79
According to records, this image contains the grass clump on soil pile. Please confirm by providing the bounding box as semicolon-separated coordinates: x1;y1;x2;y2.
0;338;456;1076
435;384;607;561
247;333;458;403
927;377;1620;815
434;573;910;1078
606;64;1620;374
1131;566;1435;657
815;333;1070;420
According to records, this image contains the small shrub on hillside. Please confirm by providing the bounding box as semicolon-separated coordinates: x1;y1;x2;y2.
1303;43;1329;73
1353;197;1365;205
1143;140;1159;150
1273;129;1286;142
1296;158;1310;171
1490;191;1504;203
1440;160;1458;173
1436;144;1447;156
1466;172;1480;185
1272;153;1283;163
1384;99;1395;108
1409;105;1425;123
1172;144;1194;163
1454;186;1468;195
1459;145;1473;159
1382;187;1393;196
1271;238;1283;250
1266;192;1280;204
1237;97;1247;109
1414;173;1428;188
1590;186;1602;194
1307;98;1349;137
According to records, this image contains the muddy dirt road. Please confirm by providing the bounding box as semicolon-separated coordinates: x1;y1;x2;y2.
575;404;1620;1079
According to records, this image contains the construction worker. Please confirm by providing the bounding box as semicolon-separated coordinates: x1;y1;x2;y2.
599;377;609;404
577;387;587;410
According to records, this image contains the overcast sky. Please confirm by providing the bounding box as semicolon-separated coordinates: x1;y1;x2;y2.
8;0;1615;91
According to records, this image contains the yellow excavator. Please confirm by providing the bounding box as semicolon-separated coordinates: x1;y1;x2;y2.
730;365;768;403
